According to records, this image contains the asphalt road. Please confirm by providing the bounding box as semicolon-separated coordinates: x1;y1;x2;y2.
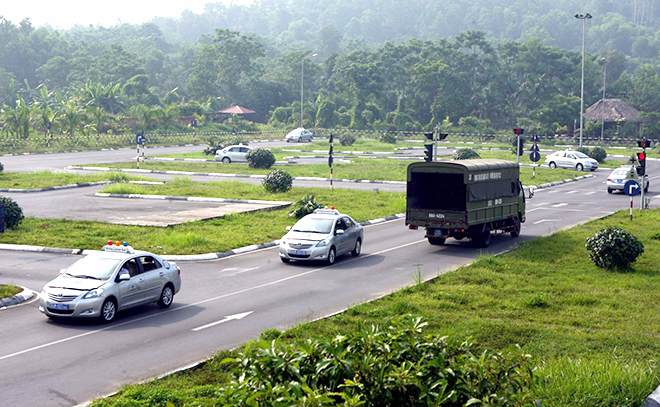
1;150;659;406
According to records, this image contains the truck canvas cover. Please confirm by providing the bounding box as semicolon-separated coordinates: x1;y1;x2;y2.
407;159;521;211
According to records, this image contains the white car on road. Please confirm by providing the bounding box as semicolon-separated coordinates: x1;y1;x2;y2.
215;144;252;163
39;242;182;323
545;149;599;171
285;128;314;142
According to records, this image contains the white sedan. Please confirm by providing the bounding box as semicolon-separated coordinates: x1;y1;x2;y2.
544;150;599;171
39;242;182;323
285;128;314;142
215;144;252;163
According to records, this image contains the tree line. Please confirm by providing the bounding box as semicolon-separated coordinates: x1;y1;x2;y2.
1;15;660;139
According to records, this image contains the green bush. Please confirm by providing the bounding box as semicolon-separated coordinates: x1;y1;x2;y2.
577;146;590;156
589;147;607;163
585;227;644;271
453;148;481;160
340;134;356;146
216;315;534;405
246;148;276;169
203;137;224;156
262;169;292;193
289;194;322;218
380;132;397;144
0;196;24;229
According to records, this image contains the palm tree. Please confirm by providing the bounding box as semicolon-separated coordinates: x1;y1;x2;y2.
61;100;84;138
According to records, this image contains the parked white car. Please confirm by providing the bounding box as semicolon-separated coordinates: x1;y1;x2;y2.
544;150;599;171
285;128;314;142
215;144;252;163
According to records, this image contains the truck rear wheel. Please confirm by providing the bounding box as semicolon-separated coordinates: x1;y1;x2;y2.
428;236;446;245
471;224;491;248
510;216;521;238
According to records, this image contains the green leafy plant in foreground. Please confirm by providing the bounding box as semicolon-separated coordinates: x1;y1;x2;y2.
586;227;644;271
289;194;322;218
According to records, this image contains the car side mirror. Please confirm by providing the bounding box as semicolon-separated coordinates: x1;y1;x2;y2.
118;273;131;282
286;226;292;231
335;229;345;235
528;187;535;199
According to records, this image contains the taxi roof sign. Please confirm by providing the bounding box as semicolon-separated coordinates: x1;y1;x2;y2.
101;244;135;254
313;208;340;215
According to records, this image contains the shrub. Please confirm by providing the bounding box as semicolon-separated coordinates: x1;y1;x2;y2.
589;147;607;163
380;132;397;144
216;315;535;405
289;194;322;218
585;227;644;271
340;134;356;146
262;169;292;193
577;146;590;156
453;148;481;160
203;137;224;156
0;196;24;229
246;148;275;169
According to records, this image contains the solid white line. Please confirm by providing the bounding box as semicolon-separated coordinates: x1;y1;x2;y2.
565;190;580;194
0;237;426;362
551;203;569;208
526;208;541;213
533;219;560;224
584;191;598;195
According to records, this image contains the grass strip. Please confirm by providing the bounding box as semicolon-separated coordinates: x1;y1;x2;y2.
0;170;150;190
81;157;580;185
91;209;660;406
0;183;404;255
0;284;22;300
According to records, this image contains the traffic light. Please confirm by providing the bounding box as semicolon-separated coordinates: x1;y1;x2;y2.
513;128;524;135
637;139;652;149
518;139;524;156
424;132;434;141
637;152;646;176
424;144;433;162
438;133;448;140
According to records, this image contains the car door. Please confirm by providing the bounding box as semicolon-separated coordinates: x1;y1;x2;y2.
565;153;577;168
239;147;251;161
334;218;350;255
227;147;241;161
137;256;166;301
116;258;146;309
342;217;359;252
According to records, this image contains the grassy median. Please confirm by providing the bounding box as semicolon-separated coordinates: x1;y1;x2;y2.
91;209;660;406
0;170;149;190
0;284;22;300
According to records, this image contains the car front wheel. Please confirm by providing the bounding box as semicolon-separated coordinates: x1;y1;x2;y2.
157;285;174;308
576;163;584;171
327;247;336;265
352;239;362;256
100;298;117;323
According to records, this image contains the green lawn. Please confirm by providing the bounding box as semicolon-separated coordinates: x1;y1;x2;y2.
0;181;405;255
0;170;149;190
0;284;22;300
80;157;580;186
91;209;660;406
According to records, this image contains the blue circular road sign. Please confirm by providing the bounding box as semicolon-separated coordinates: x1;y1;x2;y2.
624;180;641;196
529;151;541;162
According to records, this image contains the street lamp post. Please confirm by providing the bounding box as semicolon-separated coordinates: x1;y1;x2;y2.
575;13;592;148
601;58;606;142
300;53;317;128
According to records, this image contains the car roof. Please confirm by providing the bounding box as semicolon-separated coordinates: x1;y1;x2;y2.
85;249;155;259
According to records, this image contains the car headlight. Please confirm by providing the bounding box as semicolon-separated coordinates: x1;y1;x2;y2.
316;239;330;247
83;288;105;299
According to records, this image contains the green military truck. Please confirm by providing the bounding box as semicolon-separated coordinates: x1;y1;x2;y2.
406;159;530;247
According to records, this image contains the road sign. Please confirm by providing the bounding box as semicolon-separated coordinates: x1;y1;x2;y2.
624;180;641;196
529;151;541;162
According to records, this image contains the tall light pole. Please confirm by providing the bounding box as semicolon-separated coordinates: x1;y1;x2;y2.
300;53;317;128
601;57;606;142
575;13;592;148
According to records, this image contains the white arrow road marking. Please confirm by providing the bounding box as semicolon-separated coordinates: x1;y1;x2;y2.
220;267;239;272
565;190;580;194
192;311;254;332
534;219;561;224
584;191;598;195
551;203;569;208
226;267;259;276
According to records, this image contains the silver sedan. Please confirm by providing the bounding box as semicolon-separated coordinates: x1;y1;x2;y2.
279;208;363;264
39;243;182;323
215;145;252;163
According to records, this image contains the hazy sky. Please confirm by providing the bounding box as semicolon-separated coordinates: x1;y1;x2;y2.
1;1;251;29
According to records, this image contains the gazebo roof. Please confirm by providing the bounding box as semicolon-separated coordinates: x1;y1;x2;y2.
585;98;641;123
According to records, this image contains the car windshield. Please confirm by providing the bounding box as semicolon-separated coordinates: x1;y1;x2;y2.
65;256;122;280
574;152;589;158
292;217;334;234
